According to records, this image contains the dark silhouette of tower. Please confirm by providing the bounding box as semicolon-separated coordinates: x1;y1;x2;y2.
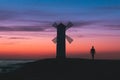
90;46;96;60
52;22;73;59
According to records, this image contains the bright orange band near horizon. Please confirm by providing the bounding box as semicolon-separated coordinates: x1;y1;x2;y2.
0;32;120;59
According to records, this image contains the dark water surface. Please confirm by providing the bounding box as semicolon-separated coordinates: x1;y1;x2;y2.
0;59;35;73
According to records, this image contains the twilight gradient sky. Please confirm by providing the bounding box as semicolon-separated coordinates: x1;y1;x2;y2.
0;0;120;59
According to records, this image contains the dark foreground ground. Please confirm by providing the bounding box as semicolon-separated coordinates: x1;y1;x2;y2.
1;58;120;80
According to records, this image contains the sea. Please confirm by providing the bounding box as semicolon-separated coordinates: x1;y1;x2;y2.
0;59;36;73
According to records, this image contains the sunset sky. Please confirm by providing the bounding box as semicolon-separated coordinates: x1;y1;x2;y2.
0;0;120;59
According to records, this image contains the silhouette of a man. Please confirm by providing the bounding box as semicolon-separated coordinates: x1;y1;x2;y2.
90;46;96;60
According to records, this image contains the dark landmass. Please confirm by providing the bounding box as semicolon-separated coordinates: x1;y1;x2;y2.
1;58;120;80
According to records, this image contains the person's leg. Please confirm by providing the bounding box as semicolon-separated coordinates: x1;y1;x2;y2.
93;54;94;60
92;54;94;60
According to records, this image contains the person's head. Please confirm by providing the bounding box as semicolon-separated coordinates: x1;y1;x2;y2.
92;46;94;49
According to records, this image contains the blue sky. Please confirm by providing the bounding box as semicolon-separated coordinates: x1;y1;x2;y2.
0;0;120;23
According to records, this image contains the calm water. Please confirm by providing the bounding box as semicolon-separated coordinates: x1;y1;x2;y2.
0;60;36;73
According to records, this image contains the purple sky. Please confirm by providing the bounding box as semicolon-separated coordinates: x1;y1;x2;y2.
0;0;120;59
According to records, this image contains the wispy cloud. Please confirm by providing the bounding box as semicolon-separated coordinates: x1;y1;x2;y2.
8;36;29;39
0;20;100;32
0;25;48;31
0;42;16;45
104;24;120;30
0;26;14;31
16;19;52;24
77;33;120;38
73;20;100;27
14;26;46;31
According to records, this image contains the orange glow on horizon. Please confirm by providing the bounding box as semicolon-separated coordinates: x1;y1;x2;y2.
0;32;120;59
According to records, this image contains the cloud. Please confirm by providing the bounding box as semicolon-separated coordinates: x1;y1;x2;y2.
0;25;48;31
73;20;120;31
8;37;29;39
89;34;120;37
73;20;100;27
17;19;52;24
77;33;120;38
104;24;120;30
0;26;14;31
15;26;46;31
0;42;16;45
0;35;29;40
1;20;119;32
